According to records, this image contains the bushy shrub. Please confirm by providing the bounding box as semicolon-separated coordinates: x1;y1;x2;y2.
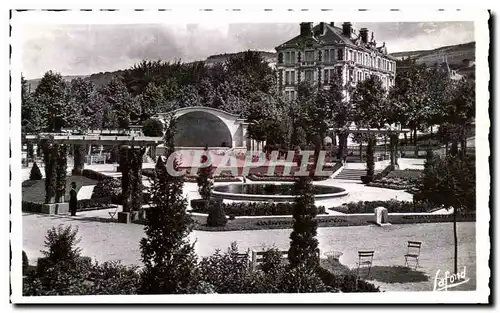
190;199;222;210
29;162;43;180
23;226;141;296
329;200;435;214
88;261;140;295
206;201;227;227
142;118;164;137
315;266;380;293
198;243;250;293
191;201;326;217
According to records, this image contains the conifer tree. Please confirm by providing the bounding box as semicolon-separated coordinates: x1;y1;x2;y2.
196;145;213;200
288;175;320;269
139;115;198;294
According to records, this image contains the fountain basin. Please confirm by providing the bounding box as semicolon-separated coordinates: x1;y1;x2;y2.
211;182;348;202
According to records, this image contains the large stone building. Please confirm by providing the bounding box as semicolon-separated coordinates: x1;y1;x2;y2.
275;22;397;101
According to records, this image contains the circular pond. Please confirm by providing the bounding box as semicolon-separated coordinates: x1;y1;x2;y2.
211;183;348;202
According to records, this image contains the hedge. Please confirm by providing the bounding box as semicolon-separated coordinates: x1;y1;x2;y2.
330;200;436;214
81;169;110;181
22;201;43;213
77;198;117;212
191;200;326;216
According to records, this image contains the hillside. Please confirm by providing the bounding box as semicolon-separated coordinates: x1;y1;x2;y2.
27;75;89;92
391;41;475;67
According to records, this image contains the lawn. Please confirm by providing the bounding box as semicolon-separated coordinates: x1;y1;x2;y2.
22;175;99;203
319;259;429;284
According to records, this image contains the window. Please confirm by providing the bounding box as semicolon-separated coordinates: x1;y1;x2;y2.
378;58;381;69
337;49;344;61
349;69;354;82
305;70;314;82
290;90;295;101
284;51;296;64
305;51;314;61
324;49;330;62
353;51;357;62
285;70;296;85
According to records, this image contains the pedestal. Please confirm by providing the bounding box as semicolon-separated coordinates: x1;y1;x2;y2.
374;207;389;225
41;202;69;215
117;212;130;224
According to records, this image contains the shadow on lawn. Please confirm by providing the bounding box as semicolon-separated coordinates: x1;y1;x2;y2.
368;266;429;284
320;259;429;284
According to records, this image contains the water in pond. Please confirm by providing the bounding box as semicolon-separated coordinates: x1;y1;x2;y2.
213;183;344;196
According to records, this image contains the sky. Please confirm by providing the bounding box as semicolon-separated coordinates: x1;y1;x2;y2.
21;22;474;79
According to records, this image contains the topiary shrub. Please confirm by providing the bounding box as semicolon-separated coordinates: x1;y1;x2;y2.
206;201;228;227
29;162;43;180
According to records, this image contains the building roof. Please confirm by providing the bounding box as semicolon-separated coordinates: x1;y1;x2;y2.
276;22;398;61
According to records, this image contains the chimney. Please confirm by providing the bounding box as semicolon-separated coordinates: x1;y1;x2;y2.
319;22;326;35
300;22;313;37
330;22;335;27
360;28;368;44
342;22;352;38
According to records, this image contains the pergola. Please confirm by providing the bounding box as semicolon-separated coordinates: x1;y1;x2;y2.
25;133;163;221
329;125;411;166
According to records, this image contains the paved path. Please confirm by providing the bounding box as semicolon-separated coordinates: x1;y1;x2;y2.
77;185;95;200
22;212;476;292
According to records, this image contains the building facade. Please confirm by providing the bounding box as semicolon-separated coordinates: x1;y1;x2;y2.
275;22;397;101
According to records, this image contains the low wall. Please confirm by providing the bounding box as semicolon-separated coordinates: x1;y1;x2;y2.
190;211;475;231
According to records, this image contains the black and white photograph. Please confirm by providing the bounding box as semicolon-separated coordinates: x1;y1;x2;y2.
8;8;490;304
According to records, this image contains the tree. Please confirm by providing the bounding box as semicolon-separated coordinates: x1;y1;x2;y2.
67;78;100;131
288;176;320;270
442;78;475;156
138;83;167;120
142;118;164;137
324;71;351;160
21;75;44;134
414;154;475;274
29;162;43;180
35;71;69;132
139;115;198;294
99;77;139;130
352;76;387;177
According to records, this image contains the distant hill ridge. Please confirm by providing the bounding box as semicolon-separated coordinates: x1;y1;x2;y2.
27;42;474;90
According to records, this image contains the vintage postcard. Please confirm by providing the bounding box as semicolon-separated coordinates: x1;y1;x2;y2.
9;8;490;304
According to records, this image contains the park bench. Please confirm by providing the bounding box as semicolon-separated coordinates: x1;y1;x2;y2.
404;241;422;269
356;250;375;278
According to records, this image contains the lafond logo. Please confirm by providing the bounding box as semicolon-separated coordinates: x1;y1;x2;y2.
433;266;470;291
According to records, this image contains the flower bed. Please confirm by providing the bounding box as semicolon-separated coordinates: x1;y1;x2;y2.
247;174;328;182
368;169;422;191
329;200;436;214
142;168;240;182
190;200;326;216
77;197;117;212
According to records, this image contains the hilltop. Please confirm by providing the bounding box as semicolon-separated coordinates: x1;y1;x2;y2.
27;42;474;90
391;41;475;67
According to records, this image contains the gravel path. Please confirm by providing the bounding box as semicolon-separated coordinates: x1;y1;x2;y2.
22;212;476;292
